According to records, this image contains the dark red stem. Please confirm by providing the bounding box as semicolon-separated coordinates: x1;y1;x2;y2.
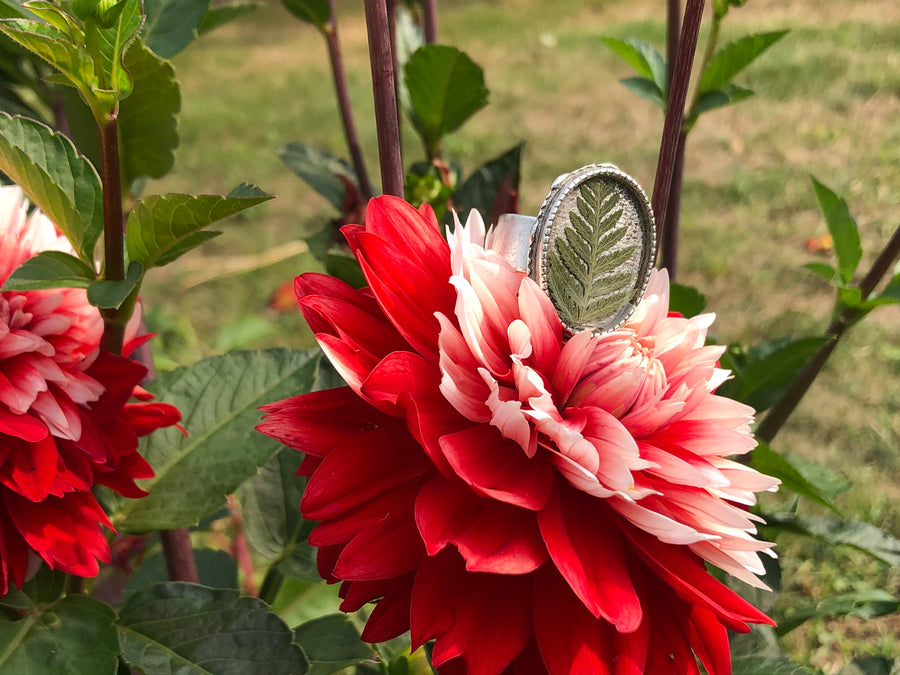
660;130;687;277
651;0;704;251
227;496;257;596
98;114;126;354
364;0;404;198
325;0;374;200
756;223;900;443
666;0;680;95
159;529;199;583
423;0;437;44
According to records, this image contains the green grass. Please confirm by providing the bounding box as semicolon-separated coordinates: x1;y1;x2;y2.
140;1;899;669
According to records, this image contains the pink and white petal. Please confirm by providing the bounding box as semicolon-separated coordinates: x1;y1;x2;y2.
609;496;714;546
516;278;562;374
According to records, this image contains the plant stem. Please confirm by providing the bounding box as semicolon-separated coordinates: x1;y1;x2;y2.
258;566;285;606
98;112;126;354
423;0;438;44
685;9;721;123
660;130;687;278
666;0;680;95
159;529;199;583
756;223;900;444
325;0;374;200
651;0;704;256
364;0;404;198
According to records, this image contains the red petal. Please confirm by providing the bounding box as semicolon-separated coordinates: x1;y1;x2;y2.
86;353;146;422
1;434;58;501
532;563;614;675
0;409;48;442
621;523;774;631
360;577;414;642
688;605;731;675
258;387;397;457
333;512;424;580
415;475;547;574
301;425;432;521
640;575;700;675
120;401;182;437
411;549;532;675
537;485;641;632
440;425;552;511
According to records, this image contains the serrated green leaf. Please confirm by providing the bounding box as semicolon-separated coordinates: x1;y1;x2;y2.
777;590;900;636
0;18;95;92
119;39;180;182
1;250;96;290
126;548;238;599
279;142;355;210
0;595;119;675
601;37;667;94
699;31;788;93
620;75;664;108
20;1;81;37
294;614;374;675
784;453;851;500
125;186;272;269
811;177;862;284
86;259;143;308
0;112;102;261
118;583;309;675
281;0;328;31
717;336;830;412
198;2;260;34
142;0;208;58
750;441;839;513
690;83;754;118
765;513;900;566
546;179;638;329
452;142;523;224
111;349;320;531
405;45;489;158
668;282;707;317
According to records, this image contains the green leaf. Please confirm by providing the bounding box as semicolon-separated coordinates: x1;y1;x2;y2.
93;0;142;99
601;37;667;94
142;0;208;58
0;19;95;93
279;142;356;210
784;453;851;500
811;177;862;284
125;185;273;269
690;83;754;118
765;513;900;566
239;446;309;560
126;548;238;598
281;0;329;31
777;590;900;636
0;595;119;675
325;249;366;289
749;441;838;513
118;583;309;675
699;31;788;93
86;260;143;308
111;349;320;532
20;565;67;604
717;336;831;412
804;261;837;283
1;250;96;290
294;614;374;675
729;626;815;675
119;39;180;183
452;142;523;224
0;112;102;262
668;282;707;317
545;178;637;329
405;45;489;158
841;656;900;675
620;76;664;108
198;2;261;34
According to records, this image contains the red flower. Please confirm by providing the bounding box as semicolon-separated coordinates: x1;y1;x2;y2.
0;187;181;594
259;196;778;675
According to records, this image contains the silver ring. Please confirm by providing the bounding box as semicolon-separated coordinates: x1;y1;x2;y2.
489;164;656;335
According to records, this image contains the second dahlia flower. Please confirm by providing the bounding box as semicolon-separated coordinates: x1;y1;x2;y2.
0;186;181;595
259;196;779;675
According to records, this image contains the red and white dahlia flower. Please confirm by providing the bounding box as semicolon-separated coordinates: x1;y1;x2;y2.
0;186;181;595
259;196;779;675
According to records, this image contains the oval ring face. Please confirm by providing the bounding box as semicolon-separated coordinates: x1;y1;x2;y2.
531;164;657;334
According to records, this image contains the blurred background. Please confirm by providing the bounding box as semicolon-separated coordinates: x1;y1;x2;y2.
139;1;899;670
